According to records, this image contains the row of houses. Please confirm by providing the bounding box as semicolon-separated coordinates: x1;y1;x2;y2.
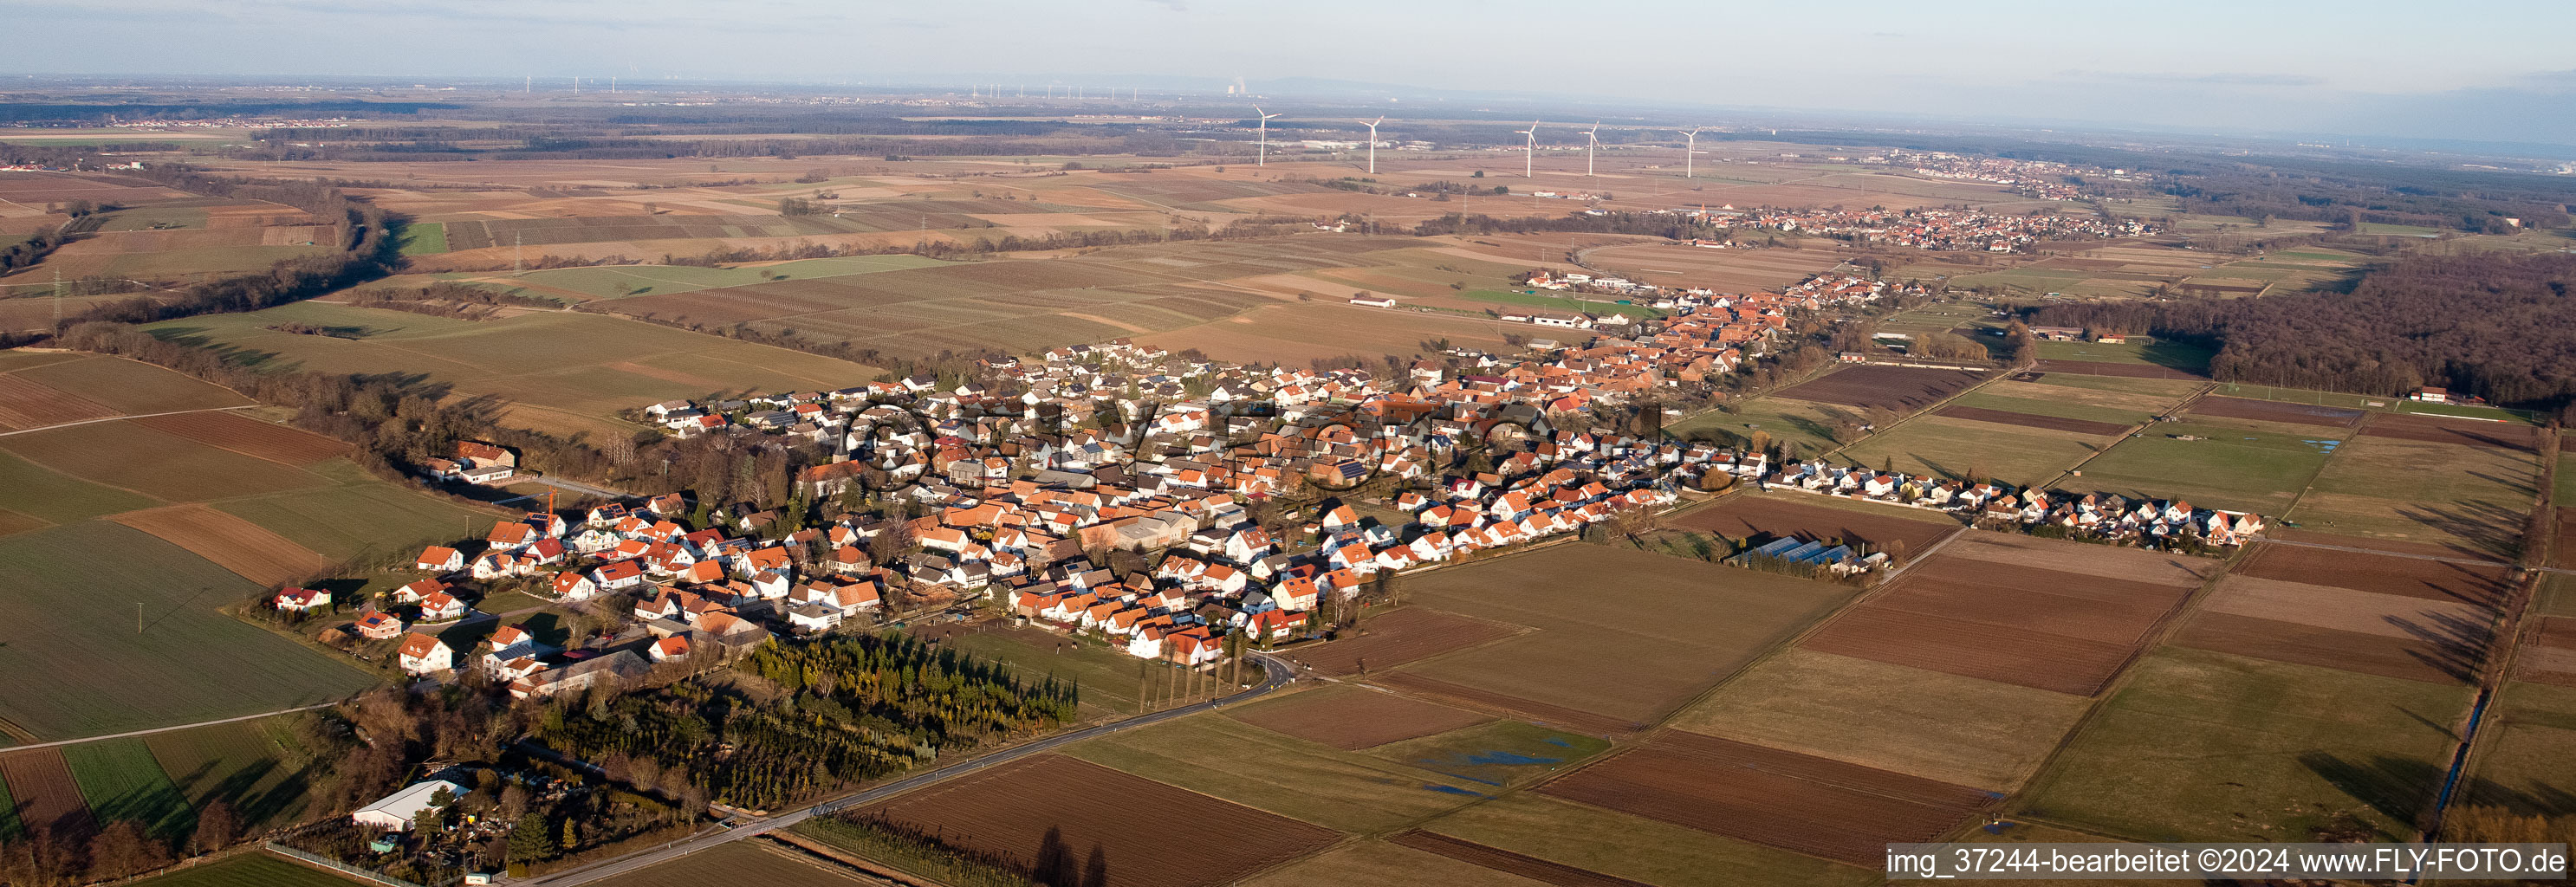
1768;460;2263;546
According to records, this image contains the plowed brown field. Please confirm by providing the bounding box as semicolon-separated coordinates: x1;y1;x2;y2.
1537;732;1991;866
1776;365;1987;411
1230;688;1491;750
1386;831;1651;887
1282;608;1518;677
133;411;347;465
0;374;114;431
2188;396;2362;428
0;748;95;838
2232;543;2514;607
1936;405;2131;436
110;503;328;586
855;754;1337;887
2173;612;2474;684
1370;674;1639;735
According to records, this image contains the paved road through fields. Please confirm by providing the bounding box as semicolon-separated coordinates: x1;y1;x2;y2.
533;651;1298;885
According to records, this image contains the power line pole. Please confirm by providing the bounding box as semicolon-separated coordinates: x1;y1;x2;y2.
514;232;523;275
53;269;63;327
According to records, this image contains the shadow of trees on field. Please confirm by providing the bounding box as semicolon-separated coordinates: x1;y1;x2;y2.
2386;608;2497;685
1032;826;1109;887
2300;752;2443;835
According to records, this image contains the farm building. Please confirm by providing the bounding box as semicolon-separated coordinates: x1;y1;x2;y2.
353;779;464;831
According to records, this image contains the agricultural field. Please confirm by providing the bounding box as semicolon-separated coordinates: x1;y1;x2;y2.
1274;607;1520;678
125;852;368;887
857;754;1338;887
144;717;315;830
1837;415;2110;487
0;520;380;740
61;738;193;839
1664;392;1859;456
450;254;950;301
1538;731;1995;866
1243;838;1566;887
1774;365;1989;412
143;302;881;440
2463;679;2576;817
1364;719;1611;790
0;748;93;838
0;354;252;431
1391;545;1859;728
1670;647;2093;791
2018;645;2476;843
1574;241;1853;293
1064;713;1489;832
1801;536;2203;696
2286;433;2537;559
1227;684;1494;750
1960;379;2195;424
2031;338;2214;372
2177;544;2510;684
2070;421;2339;514
1417;793;1876;887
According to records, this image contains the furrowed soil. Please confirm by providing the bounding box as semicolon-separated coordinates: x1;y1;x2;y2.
1537;731;1992;866
854;754;1337;887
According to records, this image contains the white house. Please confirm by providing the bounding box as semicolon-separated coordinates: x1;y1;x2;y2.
398;633;454;675
353;779;464;831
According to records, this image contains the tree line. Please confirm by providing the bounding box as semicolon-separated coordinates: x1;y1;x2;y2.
2029;252;2576;411
534;632;1075;812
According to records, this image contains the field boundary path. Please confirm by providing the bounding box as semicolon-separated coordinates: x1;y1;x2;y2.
0;404;257;437
531;652;1297;886
1;701;338;752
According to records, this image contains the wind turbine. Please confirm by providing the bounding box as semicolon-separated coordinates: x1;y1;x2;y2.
1515;120;1539;178
1356;116;1384;174
1253;106;1282;165
1583;122;1601;178
1677;126;1703;178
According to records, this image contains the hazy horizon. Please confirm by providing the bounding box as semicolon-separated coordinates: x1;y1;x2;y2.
6;0;2574;146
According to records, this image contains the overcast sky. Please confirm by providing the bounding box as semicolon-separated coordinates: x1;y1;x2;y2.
8;0;2574;144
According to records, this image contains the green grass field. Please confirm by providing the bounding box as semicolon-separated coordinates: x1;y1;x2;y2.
1669;647;2093;792
2209;383;2535;424
146;717;315;830
0;450;155;525
2018;646;2475;843
126;851;368;887
2029;373;2208;399
2359;222;2443;236
1670;395;1860;456
0;421;334;504
12;355;255;416
2074;423;2337;513
2462;679;2576;815
394;222;447;256
0;768;17;838
0;521;379;740
2034;339;2214;372
1839;415;2106;488
62;738;194;839
214;473;491;562
1065;712;1488;832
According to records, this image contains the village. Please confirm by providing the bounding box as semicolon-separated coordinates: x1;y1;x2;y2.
270;281;2282;726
